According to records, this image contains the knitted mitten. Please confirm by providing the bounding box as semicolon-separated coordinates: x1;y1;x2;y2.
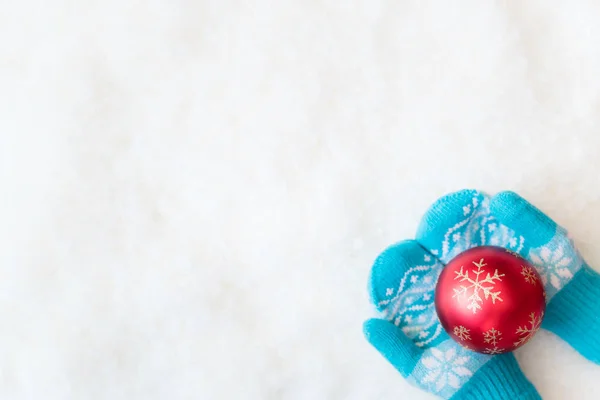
417;189;600;364
364;239;540;399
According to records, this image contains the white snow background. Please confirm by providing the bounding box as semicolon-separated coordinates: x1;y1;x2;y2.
1;1;600;399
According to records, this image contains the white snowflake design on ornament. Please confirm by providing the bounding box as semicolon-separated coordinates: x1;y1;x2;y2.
505;248;521;257
521;265;538;285
514;312;544;347
483;327;502;346
453;326;471;342
482;347;504;355
378;254;444;347
482;327;504;354
452;259;505;314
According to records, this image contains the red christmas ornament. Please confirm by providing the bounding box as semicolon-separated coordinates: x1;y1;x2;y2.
435;246;546;354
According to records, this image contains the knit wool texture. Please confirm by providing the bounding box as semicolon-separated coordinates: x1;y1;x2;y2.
366;188;600;399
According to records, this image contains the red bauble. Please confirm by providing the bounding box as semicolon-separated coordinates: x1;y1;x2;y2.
435;246;546;354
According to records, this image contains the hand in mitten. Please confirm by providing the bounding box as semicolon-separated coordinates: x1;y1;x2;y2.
417;189;600;364
364;239;540;399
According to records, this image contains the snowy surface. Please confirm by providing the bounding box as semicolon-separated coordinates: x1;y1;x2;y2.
2;1;600;399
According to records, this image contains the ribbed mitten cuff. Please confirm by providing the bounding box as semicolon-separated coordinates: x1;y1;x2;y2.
450;353;540;400
544;264;600;364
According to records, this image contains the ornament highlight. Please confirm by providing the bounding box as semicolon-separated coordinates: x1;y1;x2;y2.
435;246;546;354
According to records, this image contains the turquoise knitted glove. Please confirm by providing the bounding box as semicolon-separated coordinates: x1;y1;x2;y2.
417;189;600;364
364;241;540;399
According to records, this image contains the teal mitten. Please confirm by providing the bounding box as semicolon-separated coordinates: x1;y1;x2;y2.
417;189;600;364
364;239;540;399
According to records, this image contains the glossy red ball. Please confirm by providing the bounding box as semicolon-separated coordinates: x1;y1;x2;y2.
435;246;546;354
